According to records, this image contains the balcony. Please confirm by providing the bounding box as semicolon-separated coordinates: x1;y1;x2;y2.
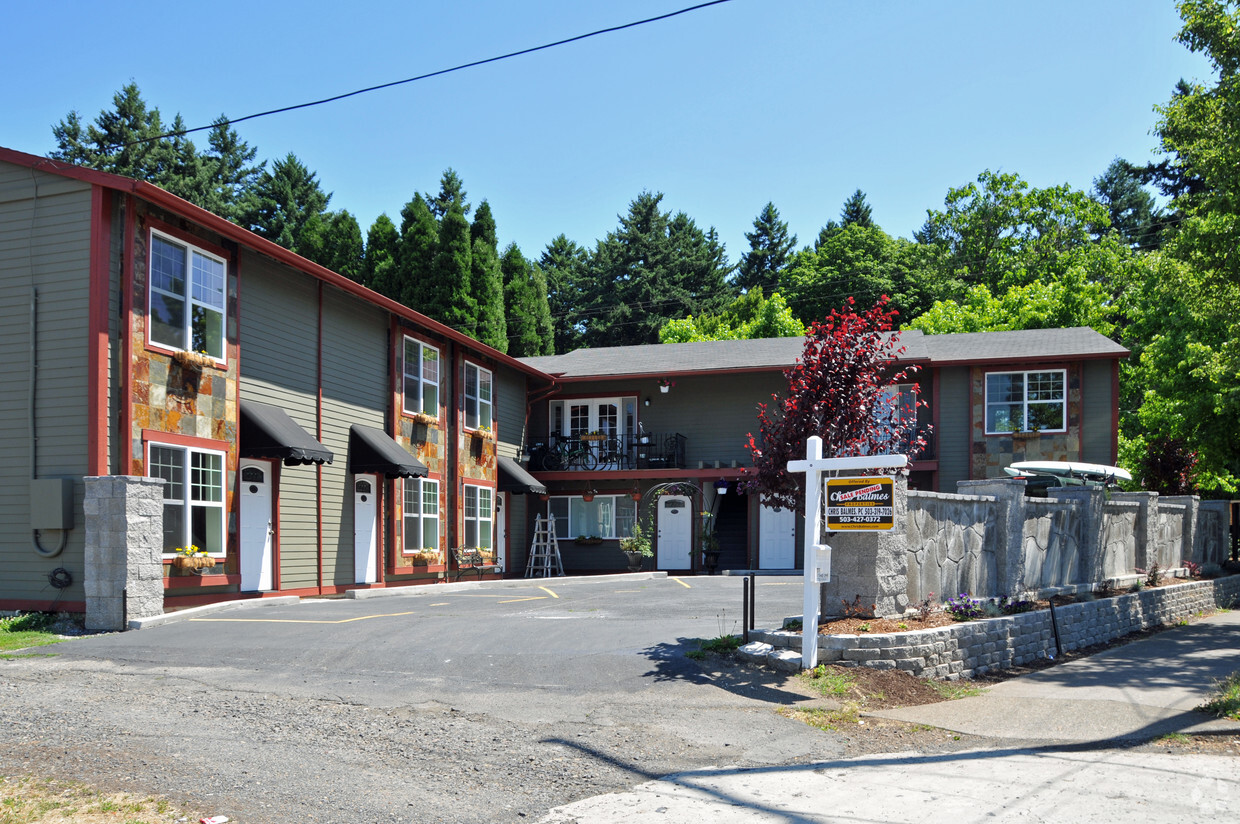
529;432;687;472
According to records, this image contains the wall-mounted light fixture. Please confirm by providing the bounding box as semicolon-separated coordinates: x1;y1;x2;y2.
644;397;651;407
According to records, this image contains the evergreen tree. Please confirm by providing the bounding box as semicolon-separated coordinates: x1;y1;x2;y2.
840;189;874;228
236;153;330;254
425;168;469;220
814;220;841;249
396;195;438;309
197;117;262;221
1093;159;1164;250
302;210;364;281
363;213;399;295
530;262;555;355
501;243;551;357
736;202;797;294
471;201;507;351
429;202;475;334
539;235;589;354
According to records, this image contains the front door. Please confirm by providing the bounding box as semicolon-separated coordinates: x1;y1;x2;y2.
495;492;508;573
354;476;378;584
657;496;692;570
759;504;796;569
239;460;274;591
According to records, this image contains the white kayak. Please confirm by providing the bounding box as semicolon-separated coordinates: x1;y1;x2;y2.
1003;461;1132;482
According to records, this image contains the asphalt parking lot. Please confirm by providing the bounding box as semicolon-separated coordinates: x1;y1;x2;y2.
51;573;810;713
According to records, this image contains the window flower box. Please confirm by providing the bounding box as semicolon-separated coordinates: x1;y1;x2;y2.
172;350;217;370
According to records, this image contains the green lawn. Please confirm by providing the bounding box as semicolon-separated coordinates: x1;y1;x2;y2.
0;613;72;656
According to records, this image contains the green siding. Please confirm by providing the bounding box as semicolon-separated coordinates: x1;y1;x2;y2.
0;162;94;603
1081;360;1114;466
496;369;527;459
937;366;971;491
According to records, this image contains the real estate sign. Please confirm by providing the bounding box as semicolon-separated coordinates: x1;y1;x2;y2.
825;476;895;531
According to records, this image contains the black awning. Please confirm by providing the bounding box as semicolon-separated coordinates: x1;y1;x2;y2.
497;455;547;495
239;400;334;466
349;425;428;479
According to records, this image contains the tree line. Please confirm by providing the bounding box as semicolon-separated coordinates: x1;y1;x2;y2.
46;0;1240;494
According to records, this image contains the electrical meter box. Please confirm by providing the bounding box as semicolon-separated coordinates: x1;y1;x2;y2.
30;478;75;530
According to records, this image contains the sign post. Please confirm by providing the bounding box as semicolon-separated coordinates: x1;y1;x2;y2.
788;439;906;670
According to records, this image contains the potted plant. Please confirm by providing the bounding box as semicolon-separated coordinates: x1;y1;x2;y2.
698;510;721;574
575;534;603;545
657;378;674;394
172;349;216;370
618;521;653;572
170;544;216;572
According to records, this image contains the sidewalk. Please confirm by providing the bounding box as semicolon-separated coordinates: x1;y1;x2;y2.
538;610;1240;823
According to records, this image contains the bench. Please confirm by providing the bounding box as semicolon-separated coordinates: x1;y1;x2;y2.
451;547;501;581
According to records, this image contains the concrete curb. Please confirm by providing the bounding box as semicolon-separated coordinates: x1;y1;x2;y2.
347;571;670;599
128;595;302;630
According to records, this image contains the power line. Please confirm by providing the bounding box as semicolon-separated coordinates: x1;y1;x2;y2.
136;0;737;147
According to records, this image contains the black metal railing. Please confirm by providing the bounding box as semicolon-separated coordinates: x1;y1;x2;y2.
529;432;687;471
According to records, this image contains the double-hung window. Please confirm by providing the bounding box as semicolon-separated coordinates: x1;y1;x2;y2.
985;370;1067;433
463;485;493;551
148;443;226;556
464;362;493;431
402;337;440;417
149;231;226;360
403;478;440;553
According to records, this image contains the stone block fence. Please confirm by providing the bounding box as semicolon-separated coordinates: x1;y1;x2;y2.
742;575;1240;677
819;478;1230;619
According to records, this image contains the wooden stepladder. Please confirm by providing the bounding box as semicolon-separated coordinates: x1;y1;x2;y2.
524;515;565;578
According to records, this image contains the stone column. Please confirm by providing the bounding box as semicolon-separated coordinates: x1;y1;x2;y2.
958;478;1027;595
1198;500;1230;565
1162;495;1202;564
1049;486;1106;584
819;475;910;618
84;476;165;631
1111;491;1159;570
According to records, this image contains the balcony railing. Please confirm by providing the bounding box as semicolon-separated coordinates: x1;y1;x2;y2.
529;432;687;472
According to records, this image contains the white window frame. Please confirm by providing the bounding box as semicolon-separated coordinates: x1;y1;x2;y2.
146;441;227;557
403;477;440;554
464;362;493;432
148;229;227;362
984;369;1068;434
402;336;441;418
463;484;494;551
549;397;636;440
547;495;636;541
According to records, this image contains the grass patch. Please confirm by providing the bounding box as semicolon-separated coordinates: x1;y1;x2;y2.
1156;732;1192;744
1198;672;1240;720
797;664;856;698
0;776;196;824
688;633;743;660
0;613;71;655
930;680;986;700
779;705;860;731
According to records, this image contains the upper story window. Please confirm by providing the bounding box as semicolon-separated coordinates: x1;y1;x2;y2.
149;231;226;361
464;362;493;431
985;370;1067;434
549;397;637;439
147;442;226;557
402;337;441;417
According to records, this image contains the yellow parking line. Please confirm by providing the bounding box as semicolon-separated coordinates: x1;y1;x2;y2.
670;577;691;589
429;602;450;606
191;610;415;625
498;596;547;604
539;586;559;599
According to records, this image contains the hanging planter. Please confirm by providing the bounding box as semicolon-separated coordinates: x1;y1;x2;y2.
714;480;730;495
658;379;674;394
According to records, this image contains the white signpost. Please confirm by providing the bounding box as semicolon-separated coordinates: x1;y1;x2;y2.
788;436;907;670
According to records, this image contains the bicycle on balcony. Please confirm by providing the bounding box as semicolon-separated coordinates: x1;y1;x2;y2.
535;436;598;471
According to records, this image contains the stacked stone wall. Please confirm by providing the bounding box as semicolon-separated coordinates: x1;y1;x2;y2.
84;476;165;631
746;576;1240;676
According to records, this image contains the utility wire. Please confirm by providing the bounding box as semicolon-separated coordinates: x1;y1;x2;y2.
135;0;737;147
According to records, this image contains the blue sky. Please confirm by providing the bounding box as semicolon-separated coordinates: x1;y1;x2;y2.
1;1;1212;264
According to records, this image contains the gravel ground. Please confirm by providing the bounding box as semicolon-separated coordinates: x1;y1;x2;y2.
0;649;1009;824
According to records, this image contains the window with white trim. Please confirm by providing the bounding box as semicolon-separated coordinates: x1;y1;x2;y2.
147;443;226;556
547;495;636;540
464;362;493;431
149;231;226;360
402;337;440;417
403;477;440;553
985;370;1067;433
463;484;493;550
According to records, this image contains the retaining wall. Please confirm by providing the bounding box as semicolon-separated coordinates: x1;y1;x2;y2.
747;575;1240;677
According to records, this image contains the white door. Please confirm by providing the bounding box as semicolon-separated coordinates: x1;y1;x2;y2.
495;493;507;573
354;476;378;584
657;496;692;570
759;504;797;569
239;460;274;591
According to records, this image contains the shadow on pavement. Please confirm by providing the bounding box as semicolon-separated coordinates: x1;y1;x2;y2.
639;638;813;705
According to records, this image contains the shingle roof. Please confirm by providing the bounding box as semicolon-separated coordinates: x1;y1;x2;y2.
518;327;1126;380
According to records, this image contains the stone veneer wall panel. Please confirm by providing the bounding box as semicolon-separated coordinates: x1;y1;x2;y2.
905;490;997;605
1022;498;1079;590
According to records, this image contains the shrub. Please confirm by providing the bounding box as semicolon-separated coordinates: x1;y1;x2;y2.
944;594;984;621
996;595;1036;615
915;593;936;621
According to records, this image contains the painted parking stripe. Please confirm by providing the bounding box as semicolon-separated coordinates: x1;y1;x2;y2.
191;610;415;625
669;577;691;588
498;596;548;604
539;586;559;599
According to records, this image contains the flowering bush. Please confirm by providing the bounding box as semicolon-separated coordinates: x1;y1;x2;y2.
944;593;984;621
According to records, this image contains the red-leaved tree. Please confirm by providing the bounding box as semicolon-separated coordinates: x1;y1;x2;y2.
742;296;927;512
